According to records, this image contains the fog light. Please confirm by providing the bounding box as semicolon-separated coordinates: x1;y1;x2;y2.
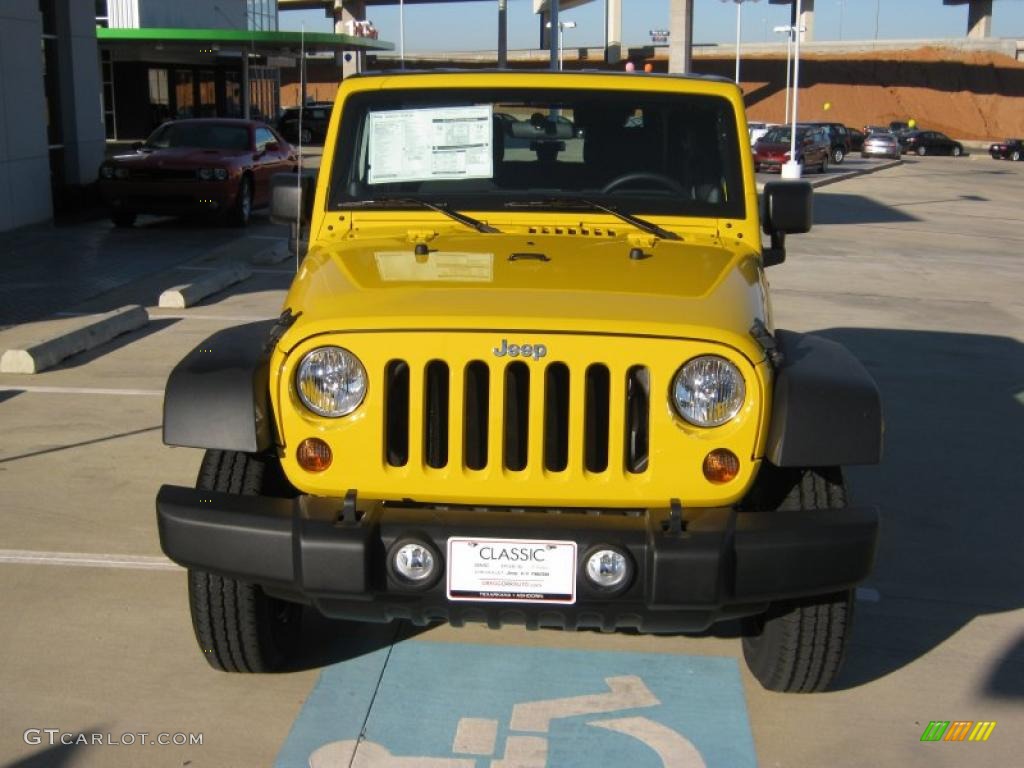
584;548;631;590
296;437;332;472
391;541;438;585
703;449;740;483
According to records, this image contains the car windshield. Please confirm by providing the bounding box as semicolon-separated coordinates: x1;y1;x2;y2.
760;127;803;144
145;123;250;150
328;86;745;219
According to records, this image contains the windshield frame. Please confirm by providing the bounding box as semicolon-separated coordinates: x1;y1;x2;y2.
144;121;253;151
327;87;746;221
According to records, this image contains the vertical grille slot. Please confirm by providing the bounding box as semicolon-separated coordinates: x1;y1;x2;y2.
424;361;449;469
543;363;570;472
503;362;530;471
384;360;409;467
584;364;610;473
463;361;490;470
626;365;650;474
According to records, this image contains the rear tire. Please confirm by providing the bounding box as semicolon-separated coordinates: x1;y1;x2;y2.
819;153;829;174
741;467;855;693
188;450;301;672
832;147;844;164
916;145;927;156
1012;150;1021;162
952;145;962;157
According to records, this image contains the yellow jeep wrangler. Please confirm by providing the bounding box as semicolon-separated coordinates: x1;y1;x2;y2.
157;71;881;692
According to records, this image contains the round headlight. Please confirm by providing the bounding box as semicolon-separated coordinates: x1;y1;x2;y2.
114;167;129;179
296;346;367;417
213;168;228;181
197;168;213;180
101;165;115;179
671;355;746;427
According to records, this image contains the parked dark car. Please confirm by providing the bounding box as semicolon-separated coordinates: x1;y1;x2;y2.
805;122;852;164
98;118;297;227
847;127;866;152
889;121;911;135
277;102;333;145
753;125;831;173
899;130;964;157
989;138;1023;161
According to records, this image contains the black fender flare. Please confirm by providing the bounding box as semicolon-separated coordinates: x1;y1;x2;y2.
163;319;285;453
766;330;883;467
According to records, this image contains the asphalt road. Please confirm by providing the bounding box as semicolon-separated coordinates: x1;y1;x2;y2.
0;155;1021;767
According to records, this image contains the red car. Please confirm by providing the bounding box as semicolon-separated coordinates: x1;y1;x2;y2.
98;119;297;227
753;125;831;174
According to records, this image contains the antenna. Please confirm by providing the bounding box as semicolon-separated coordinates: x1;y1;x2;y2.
296;23;305;272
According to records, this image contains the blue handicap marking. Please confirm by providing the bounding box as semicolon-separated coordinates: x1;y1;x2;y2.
276;641;756;767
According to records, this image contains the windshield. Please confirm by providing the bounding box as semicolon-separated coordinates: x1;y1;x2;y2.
145;123;251;150
761;127;805;144
328;87;745;219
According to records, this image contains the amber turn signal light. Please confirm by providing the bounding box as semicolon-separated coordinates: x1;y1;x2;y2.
703;449;740;483
297;438;332;472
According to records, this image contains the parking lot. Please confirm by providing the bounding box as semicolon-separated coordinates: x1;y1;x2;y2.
1;156;1021;767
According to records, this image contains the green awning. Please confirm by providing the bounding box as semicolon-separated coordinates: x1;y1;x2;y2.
96;26;393;53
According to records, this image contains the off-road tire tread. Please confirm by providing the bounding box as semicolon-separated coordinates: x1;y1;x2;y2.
188;450;298;673
742;467;854;693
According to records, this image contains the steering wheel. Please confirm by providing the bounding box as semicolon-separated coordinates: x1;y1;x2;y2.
601;172;684;195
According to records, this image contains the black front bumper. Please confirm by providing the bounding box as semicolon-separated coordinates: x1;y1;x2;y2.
156;486;877;632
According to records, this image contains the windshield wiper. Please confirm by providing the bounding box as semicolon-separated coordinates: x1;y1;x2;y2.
504;197;680;241
338;198;500;233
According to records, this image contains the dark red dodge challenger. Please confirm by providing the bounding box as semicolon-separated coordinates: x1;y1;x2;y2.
98;118;297;227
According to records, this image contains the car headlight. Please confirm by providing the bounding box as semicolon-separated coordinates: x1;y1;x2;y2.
197;168;213;181
296;346;367;417
114;167;129;179
671;356;746;427
213;168;228;181
100;165;114;179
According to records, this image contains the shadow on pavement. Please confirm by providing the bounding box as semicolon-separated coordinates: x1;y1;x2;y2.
812;328;1023;694
285;612;428;673
2;727;105;768
984;632;1024;699
812;194;921;225
43;318;180;372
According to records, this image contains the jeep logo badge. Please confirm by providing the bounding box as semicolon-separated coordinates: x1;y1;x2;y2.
493;338;547;361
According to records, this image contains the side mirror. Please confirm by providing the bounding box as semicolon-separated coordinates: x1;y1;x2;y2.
270;170;316;226
761;181;813;267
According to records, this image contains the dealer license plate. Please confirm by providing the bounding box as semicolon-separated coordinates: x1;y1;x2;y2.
447;537;577;604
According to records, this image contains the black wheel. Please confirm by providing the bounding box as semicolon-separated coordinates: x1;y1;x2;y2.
111;212;136;228
1012;150;1021;162
300;127;313;145
188;450;301;672
916;145;927;157
832;147;844;165
741;467;855;693
819;153;829;174
228;175;253;227
951;144;962;157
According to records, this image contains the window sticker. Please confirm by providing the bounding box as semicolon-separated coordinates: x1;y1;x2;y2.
367;105;493;184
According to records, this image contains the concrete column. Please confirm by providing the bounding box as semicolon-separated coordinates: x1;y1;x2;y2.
799;0;814;43
967;0;993;38
334;0;366;79
668;0;694;74
0;0;53;231
605;0;622;64
55;0;105;186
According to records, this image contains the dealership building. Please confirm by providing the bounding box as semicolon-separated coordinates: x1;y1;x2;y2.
0;0;389;233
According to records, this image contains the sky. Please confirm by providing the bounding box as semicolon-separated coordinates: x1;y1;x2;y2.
278;0;1024;53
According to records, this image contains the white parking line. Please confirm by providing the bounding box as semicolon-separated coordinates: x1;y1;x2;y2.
176;265;294;275
55;311;276;322
0;549;180;571
0;385;162;396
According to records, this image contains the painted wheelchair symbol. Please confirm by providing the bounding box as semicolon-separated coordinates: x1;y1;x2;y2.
308;675;707;767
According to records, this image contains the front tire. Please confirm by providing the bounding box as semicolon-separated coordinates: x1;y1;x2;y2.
1012;150;1021;161
819;153;829;174
188;450;301;672
228;175;253;227
832;147;844;164
952;144;962;157
741;467;855;693
916;145;927;156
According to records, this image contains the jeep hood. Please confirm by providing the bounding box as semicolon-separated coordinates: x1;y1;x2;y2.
280;232;767;362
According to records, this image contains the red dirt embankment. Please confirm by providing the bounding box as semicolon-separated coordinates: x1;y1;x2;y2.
704;47;1024;140
286;47;1024;141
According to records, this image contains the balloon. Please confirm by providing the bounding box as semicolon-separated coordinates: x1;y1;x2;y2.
823;101;831;111
908;118;917;128
644;63;653;73
625;61;635;72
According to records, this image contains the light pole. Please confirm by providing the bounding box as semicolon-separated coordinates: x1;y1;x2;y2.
772;23;796;125
782;0;803;179
722;0;761;86
546;19;576;70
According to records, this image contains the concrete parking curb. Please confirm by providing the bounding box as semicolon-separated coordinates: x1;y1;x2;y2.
809;158;903;189
0;305;149;374
158;264;252;309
